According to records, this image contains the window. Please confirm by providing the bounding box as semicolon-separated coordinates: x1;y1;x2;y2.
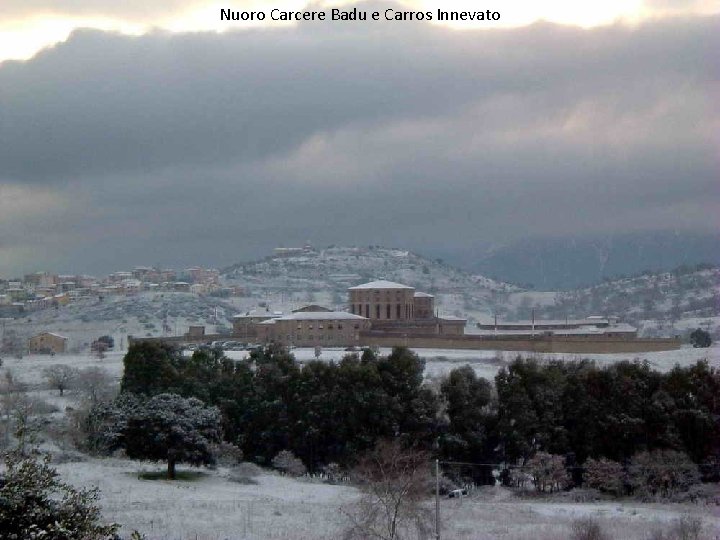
386;304;391;319
376;305;380;319
338;324;343;330
328;324;334;329
319;324;324;329
365;304;370;318
396;304;401;318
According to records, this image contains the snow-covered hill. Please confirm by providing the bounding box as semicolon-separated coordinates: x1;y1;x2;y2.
505;265;719;338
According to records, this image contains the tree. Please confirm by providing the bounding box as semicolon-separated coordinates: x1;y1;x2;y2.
344;440;432;540
112;393;222;479
42;364;78;396
689;328;711;348
120;342;180;395
76;366;115;406
583;457;624;496
440;366;494;460
0;452;119;539
526;452;570;493
627;449;700;498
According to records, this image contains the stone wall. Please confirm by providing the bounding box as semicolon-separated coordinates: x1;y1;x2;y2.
358;332;681;354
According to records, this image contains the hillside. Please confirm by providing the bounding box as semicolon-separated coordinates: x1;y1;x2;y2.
506;265;719;337
223;246;519;323
466;232;720;290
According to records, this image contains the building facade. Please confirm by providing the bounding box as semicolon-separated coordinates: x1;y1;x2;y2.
28;332;68;354
255;311;371;347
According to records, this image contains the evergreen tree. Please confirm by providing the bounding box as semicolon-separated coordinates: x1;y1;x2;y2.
0;452;119;539
110;393;222;479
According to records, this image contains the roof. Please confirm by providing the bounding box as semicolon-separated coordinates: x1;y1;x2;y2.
273;311;368;321
413;291;434;298
258;311;368;324
33;332;68;340
292;304;332;313
349;280;414;290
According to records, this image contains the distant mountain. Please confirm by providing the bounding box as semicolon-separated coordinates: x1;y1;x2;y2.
464;232;720;290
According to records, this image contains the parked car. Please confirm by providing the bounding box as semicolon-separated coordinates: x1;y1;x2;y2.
448;488;468;498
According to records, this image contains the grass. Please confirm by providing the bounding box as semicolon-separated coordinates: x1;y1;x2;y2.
134;470;207;481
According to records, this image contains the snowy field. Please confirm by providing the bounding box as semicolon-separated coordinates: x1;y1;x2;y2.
3;344;717;387
50;458;719;540
2;346;719;539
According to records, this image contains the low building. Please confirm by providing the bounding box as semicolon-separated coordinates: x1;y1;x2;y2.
28;332;68;354
476;316;637;338
255;311;371;347
232;311;279;340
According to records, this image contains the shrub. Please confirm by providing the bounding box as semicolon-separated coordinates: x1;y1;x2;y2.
647;514;704;540
583;457;625;496
570;517;609;540
227;462;262;485
628;450;700;498
0;452;118;539
272;449;306;476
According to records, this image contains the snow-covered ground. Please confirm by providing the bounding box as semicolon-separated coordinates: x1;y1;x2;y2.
52;458;719;540
3;345;717;389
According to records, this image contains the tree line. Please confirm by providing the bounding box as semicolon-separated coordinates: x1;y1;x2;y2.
106;342;719;487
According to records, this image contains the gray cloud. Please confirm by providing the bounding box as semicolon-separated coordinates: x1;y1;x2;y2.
0;0;203;20
0;9;718;275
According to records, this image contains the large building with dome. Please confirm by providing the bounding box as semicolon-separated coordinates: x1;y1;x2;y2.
253;279;465;347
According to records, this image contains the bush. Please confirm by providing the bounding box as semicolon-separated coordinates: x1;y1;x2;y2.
570;517;609;540
647;514;705;540
227;462;262;485
272;449;306;476
211;441;244;467
583;457;624;496
0;452;118;539
628;450;700;498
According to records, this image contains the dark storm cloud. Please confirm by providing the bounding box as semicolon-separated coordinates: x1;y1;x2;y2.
0;8;718;274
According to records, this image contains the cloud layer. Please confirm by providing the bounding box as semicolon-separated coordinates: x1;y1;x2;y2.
0;10;718;275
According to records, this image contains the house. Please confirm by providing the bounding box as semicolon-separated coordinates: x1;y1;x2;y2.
28;332;68;354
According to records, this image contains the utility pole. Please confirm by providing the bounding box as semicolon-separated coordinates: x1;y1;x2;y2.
435;458;441;540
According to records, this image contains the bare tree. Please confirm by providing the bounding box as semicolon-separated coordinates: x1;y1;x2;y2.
42;364;78;396
75;366;115;405
344;439;433;540
0;370;40;453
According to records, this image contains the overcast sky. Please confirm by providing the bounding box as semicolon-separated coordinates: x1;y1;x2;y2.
0;1;718;276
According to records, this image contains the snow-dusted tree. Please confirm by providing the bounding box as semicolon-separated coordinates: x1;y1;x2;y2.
272;449;307;476
42;364;78;396
527;452;570;493
120;393;222;479
76;366;115;405
627;450;700;498
344;440;432;540
583;457;625;496
0;452;119;539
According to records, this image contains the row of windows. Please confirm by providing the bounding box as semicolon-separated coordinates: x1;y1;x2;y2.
351;291;409;301
286;334;358;341
350;303;415;319
294;323;360;330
